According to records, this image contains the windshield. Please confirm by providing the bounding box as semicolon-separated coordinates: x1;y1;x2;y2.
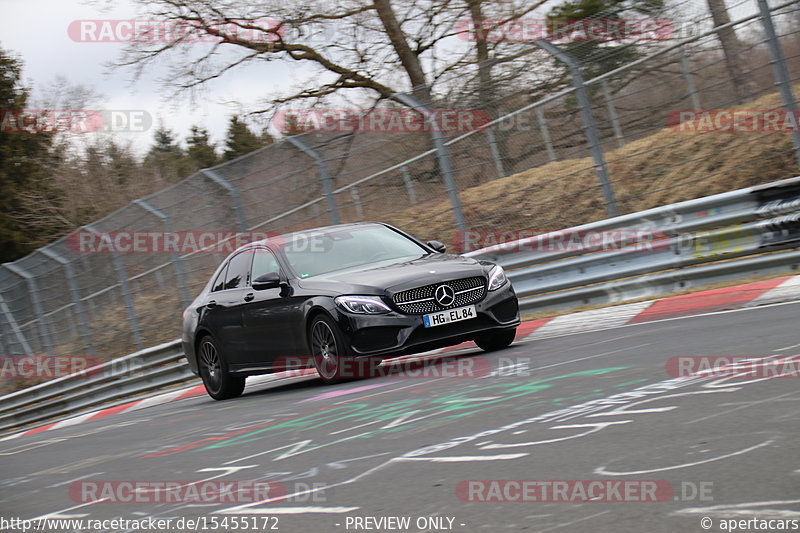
280;225;429;278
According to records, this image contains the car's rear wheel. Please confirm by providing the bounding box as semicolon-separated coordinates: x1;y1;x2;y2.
198;335;245;400
475;328;516;352
309;315;354;384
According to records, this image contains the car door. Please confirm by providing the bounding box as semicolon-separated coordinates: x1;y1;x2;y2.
241;247;302;367
204;249;253;366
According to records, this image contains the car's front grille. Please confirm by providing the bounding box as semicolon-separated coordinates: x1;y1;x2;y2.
392;276;486;314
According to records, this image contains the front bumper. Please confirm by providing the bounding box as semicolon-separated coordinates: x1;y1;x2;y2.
334;282;520;357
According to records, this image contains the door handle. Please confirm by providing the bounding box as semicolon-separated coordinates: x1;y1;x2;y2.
207;300;217;308
244;293;255;302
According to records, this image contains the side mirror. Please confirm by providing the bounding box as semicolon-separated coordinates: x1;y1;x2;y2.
252;272;281;290
427;240;447;253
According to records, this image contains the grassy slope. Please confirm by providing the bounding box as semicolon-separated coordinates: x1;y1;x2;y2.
391;89;799;241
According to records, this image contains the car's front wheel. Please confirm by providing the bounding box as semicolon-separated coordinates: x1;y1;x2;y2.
198;335;246;400
309;315;354;384
475;328;516;352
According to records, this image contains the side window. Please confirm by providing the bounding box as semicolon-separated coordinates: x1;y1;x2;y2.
251;248;281;281
224;250;253;290
211;264;227;292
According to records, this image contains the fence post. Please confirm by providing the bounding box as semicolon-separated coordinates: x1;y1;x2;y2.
65;307;77;338
392;92;468;231
286;136;341;225
534;41;618;218
38;248;94;357
680;45;702;110
2;264;54;356
200;169;248;232
485;126;507;178
601;80;625;148
350;187;364;219
0;294;33;356
401;167;417;204
535;107;558;163
133;199;191;306
85;225;142;350
757;0;800;167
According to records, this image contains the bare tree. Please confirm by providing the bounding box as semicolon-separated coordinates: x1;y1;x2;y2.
104;0;556;190
706;0;755;103
112;0;552;111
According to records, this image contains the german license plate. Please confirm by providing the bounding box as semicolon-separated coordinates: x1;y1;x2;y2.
423;305;476;328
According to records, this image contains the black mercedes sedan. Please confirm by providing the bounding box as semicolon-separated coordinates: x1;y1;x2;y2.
182;222;519;399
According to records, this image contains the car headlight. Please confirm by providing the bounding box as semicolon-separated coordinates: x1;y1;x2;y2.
487;264;508;291
335;295;391;314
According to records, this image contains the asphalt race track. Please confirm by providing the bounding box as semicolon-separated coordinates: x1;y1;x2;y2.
2;301;799;533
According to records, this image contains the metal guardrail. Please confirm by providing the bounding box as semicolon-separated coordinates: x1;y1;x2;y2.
1;177;799;435
509;248;800;313
0;340;192;433
467;176;800;312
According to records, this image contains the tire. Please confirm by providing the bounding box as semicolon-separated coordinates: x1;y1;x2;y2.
197;335;246;400
475;328;516;352
309;314;355;384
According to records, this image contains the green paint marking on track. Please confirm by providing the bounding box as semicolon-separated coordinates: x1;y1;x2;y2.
198;366;630;454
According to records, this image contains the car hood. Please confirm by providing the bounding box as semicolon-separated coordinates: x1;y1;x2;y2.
296;254;490;295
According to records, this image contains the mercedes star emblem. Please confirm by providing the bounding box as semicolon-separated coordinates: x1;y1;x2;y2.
434;284;456;307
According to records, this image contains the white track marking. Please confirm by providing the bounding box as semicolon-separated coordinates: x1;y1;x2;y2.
395;454;528;462
673;499;800;518
523;343;651;374
749;275;800;307
29;498;109;520
773;342;800;352
480;421;632;449
534;510;612;533
217;460;400;514
124;389;188;411
527;301;653;340
45;471;104;489
685;390;800;424
229;506;359;514
594;439;774;475
49;412;98;429
332;381;436;405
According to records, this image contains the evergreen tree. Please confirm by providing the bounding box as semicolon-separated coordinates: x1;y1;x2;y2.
143;124;191;183
223;116;271;161
0;48;55;262
186;125;218;169
546;0;666;79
